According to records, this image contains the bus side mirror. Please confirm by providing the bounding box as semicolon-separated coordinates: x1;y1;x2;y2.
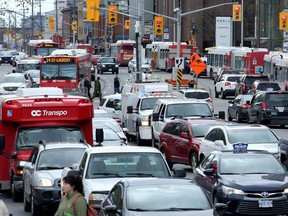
96;128;104;143
0;135;5;151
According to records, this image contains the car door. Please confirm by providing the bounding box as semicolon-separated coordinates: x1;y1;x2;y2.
200;128;218;158
174;122;190;164
230;96;240;118
248;94;261;122
154;104;166;141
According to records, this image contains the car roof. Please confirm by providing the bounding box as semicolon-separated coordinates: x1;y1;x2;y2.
212;149;274;156
119;177;195;187
37;142;90;151
102;93;121;99
208;124;269;131
86;146;162;154
156;98;209;105
179;88;209;93
5;73;25;77
166;117;227;124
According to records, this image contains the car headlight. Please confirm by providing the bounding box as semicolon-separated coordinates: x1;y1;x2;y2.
222;185;244;195
89;192;108;208
101;64;106;68
16;160;26;175
284;188;288;194
141;116;149;126
116;65;119;67
38;178;53;187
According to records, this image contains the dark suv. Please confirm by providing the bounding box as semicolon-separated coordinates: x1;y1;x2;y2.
247;91;288;127
97;57;119;74
235;74;269;96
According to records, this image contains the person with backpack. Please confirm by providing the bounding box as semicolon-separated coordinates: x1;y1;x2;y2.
55;175;87;216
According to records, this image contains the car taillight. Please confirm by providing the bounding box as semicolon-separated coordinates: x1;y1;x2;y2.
225;82;231;86
242;83;246;90
206;98;213;103
241;104;249;109
262;102;266;110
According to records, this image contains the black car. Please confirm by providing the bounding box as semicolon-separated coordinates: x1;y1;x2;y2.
0;51;17;65
227;94;253;122
97;57;119;74
235;74;270;96
247;91;288;126
194;149;288;216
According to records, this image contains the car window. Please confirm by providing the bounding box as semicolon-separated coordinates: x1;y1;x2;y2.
185;92;209;99
227;76;241;82
205;129;218;141
162;122;174;134
267;93;288;102
201;154;215;169
257;83;280;91
99;98;107;107
107;185;123;208
106;99;115;108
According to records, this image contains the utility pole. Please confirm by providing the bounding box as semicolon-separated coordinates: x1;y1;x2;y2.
55;0;58;33
32;0;34;38
72;0;76;48
256;0;260;48
240;0;244;47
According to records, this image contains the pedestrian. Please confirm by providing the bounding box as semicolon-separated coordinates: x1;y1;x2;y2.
114;75;120;94
0;195;9;216
84;75;92;101
93;77;102;100
54;175;87;216
189;72;195;88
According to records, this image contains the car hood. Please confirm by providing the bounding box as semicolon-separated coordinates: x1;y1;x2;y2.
246;143;279;154
84;178;122;193
139;109;153;116
35;169;63;179
124;209;214;216
0;83;24;87
221;173;288;191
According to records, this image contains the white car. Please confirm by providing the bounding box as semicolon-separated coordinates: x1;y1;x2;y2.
215;74;243;99
0;73;35;95
93;109;113;120
128;58;152;73
198;124;279;163
98;94;122;124
26;69;40;87
92;118;127;143
62;146;186;210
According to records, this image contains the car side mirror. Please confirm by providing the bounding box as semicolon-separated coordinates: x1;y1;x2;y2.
152;113;159;121
228;100;233;104
127;106;133;114
23;162;33;169
104;205;119;214
214;203;228;213
173;168;186;177
218;111;225;120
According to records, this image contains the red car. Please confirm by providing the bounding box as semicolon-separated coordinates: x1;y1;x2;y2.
159;118;229;172
91;55;101;65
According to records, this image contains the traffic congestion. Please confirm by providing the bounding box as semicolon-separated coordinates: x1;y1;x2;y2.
0;3;287;211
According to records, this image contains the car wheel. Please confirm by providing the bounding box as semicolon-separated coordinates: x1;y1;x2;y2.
190;152;198;172
236;112;242;123
228;111;233;121
161;148;173;169
31;195;42;216
215;88;219;98
221;89;226;99
23;185;31;212
12;180;22;202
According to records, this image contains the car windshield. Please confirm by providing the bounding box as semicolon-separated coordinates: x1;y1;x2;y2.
93;128;120;142
257;83;280;91
93;112;111;119
227;128;278;144
246;77;269;86
86;153;170;179
166;103;213;118
37;148;86;170
127;184;211;211
191;122;228;137
266;93;288;102
16;126;84;149
92;120;121;132
27;71;40;79
220;154;286;174
140;97;169;111
1;75;24;83
16;63;40;73
184;92;210;99
100;58;115;63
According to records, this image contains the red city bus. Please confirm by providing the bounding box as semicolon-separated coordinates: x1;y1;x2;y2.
40;49;91;91
110;40;136;66
0;87;93;201
27;39;61;57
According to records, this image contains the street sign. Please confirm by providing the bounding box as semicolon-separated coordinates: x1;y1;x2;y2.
189;54;207;75
175;57;185;69
177;69;182;83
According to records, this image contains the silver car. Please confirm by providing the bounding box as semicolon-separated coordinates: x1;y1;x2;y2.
128;58;152;73
0;73;35;95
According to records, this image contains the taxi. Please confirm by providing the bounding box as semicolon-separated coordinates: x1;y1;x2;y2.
193;144;288;216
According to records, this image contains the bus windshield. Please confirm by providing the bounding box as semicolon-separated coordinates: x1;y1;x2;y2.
16;126;84;149
41;64;77;80
37;47;58;56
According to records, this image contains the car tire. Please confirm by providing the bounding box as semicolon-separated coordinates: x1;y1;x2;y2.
12;181;22;202
31;195;42;216
228;111;233;121
221;89;226;99
161;148;173;170
23;187;31;212
190;152;198;172
236;112;242;123
215;88;219;98
116;70;119;74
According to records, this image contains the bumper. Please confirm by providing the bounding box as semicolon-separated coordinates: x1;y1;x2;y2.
139;126;152;140
263;113;288;125
32;186;61;207
100;68;118;73
239;110;249;119
219;194;288;215
13;175;23;192
224;89;236;96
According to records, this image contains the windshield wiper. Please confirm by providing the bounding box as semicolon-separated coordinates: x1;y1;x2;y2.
91;173;122;177
126;173;155;177
38;166;64;170
156;207;205;211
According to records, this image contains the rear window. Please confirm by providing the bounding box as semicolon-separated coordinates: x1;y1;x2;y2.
257;83;280;91
266;93;288;102
227;76;241;82
184;92;210;99
246;76;269;86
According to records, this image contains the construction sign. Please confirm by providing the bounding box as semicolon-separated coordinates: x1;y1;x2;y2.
177;69;182;83
190;53;207;75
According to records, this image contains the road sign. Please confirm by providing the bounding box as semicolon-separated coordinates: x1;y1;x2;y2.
175;57;184;69
190;54;207;75
177;69;182;83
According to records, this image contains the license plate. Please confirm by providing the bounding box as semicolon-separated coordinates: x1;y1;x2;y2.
5;61;8;63
109;69;112;71
258;200;273;208
276;107;285;112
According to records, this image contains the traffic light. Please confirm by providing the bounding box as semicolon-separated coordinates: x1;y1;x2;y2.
124;20;130;30
86;0;99;22
154;16;164;36
232;4;241;21
48;16;54;33
108;5;118;25
71;20;77;31
279;12;288;30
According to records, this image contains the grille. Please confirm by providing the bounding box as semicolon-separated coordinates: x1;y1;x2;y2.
246;192;283;199
237;199;288;215
42;191;52;199
4;87;18;91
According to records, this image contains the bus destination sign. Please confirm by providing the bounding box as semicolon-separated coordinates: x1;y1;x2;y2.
45;57;74;63
39;43;55;47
